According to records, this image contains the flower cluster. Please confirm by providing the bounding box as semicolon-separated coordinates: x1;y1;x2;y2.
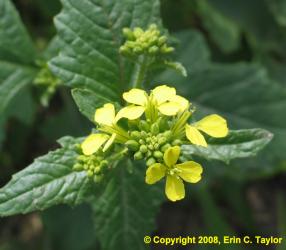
76;85;228;201
120;24;174;57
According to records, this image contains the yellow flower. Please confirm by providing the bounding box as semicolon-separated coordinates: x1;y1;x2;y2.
185;114;228;147
145;146;203;202
117;85;189;121
81;103;128;155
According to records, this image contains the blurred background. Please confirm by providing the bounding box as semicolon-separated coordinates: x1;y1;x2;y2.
0;0;286;249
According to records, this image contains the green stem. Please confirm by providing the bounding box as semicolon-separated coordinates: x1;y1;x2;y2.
132;55;149;88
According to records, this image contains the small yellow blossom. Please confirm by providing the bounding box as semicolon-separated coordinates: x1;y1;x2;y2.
81;103;128;155
185;114;228;147
145;146;203;202
118;85;189;120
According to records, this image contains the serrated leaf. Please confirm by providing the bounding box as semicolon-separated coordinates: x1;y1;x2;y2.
0;136;91;217
0;0;37;113
182;129;273;164
0;0;36;64
49;0;162;112
72;88;110;122
92;163;164;250
196;0;241;53
156;30;285;177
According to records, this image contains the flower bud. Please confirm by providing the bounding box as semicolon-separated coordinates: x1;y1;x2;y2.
139;145;148;153
158;36;167;46
100;160;108;168
125;140;140;151
150;123;160;135
73;163;83;171
163;130;172;140
87;170;94;177
123;28;135;40
94;166;101;174
130;131;141;140
139;120;150;131
172;139;182;146
161;143;171;152
139;139;145;145
94;175;103;183
149;46;159;54
158;137;167;145
153;151;163;159
134;151;144;160
146;157;156;166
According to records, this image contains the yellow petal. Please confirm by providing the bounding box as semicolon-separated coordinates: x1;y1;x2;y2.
169;95;190;111
152;85;176;105
165;175;185;202
158;102;181;116
123;88;148;106
164;146;180;167
94;103;115;126
81;134;109;155
145;163;166;184
185;124;207;147
194;114;228;138
176;161;203;183
103;133;116;152
115;105;145;121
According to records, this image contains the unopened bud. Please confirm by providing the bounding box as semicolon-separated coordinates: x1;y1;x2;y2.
94;175;103;183
94;166;101;174
73;163;83;171
125;140;140;151
163;130;172;140
139;145;148;153
158;137;167;145
151;123;160;134
161;143;171;152
172;139;182;146
134;151;144;160
123;28;135;40
139;120;150;131
146;157;156;166
158;36;167;46
153;151;163;159
149;46;159;54
130;131;141;140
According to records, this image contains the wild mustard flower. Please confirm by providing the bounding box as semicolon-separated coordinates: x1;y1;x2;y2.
81;103;129;155
145;146;203;201
185;114;228;147
118;85;189;121
78;83;228;201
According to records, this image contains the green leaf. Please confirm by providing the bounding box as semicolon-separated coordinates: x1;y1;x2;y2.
0;0;37;112
71;88;108;122
267;0;286;27
182;129;273;164
157;30;286;177
196;0;241;53
49;0;162;108
0;136;91;217
0;0;36;64
0;64;36;114
92;162;164;250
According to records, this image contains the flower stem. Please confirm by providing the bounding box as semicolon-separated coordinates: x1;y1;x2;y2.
132;55;149;88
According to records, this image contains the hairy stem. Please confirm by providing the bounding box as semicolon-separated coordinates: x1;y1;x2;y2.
132;55;149;88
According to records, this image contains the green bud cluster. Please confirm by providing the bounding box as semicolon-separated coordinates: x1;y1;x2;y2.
73;153;108;183
120;24;174;57
125;119;182;166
